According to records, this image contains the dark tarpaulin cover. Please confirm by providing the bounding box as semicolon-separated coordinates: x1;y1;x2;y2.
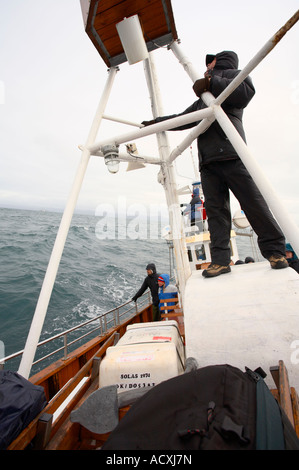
0;370;47;449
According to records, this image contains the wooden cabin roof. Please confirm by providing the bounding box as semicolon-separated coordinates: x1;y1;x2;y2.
83;0;178;67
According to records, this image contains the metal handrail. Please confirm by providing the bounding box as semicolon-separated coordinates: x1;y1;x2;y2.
1;291;152;370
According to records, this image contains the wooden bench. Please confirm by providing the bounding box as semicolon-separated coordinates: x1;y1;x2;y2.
159;297;182;316
270;360;299;438
159;297;184;341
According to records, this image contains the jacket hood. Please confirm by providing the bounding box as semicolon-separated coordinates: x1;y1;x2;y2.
159;273;169;287
214;51;239;70
146;263;156;274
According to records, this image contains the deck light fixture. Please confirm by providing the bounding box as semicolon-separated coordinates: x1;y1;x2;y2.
102;144;120;174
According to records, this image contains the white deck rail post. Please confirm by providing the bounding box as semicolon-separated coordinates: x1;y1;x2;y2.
18;67;118;379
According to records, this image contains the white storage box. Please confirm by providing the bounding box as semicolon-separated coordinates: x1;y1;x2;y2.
99;321;185;392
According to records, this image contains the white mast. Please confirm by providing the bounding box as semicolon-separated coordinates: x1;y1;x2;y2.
143;53;191;297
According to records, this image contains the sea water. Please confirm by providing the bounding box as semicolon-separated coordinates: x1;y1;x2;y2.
0;207;256;374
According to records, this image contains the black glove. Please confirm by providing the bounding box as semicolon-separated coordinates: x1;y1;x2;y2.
192;77;211;97
141;119;156;127
131;296;137;302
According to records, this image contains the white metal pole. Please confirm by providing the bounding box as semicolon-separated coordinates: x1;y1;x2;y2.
102;114;142;127
213;103;299;257
92;148;161;165
168;41;215;163
168;8;299;161
87;107;213;155
170;40;201;82
143;54;191;295
213;9;299;107
170;10;299;107
170;20;299;254
168;116;214;164
18;67;118;379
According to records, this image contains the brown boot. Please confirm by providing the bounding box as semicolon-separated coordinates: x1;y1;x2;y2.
202;264;231;278
268;254;288;270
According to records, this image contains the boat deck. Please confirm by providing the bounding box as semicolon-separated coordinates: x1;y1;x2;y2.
7;266;299;450
184;262;299;391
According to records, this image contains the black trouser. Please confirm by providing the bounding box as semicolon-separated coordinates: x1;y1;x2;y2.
201;159;286;266
152;305;160;322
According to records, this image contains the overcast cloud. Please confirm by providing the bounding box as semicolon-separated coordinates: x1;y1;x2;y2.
0;0;298;224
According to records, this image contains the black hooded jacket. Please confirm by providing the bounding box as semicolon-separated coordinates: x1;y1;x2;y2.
132;263;160;306
155;51;255;168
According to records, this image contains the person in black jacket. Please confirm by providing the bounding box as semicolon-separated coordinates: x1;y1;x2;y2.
132;263;161;320
142;51;287;278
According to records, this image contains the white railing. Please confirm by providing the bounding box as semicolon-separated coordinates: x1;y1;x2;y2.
1;291;151;372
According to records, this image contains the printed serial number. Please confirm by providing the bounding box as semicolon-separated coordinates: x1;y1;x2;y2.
117;382;155;389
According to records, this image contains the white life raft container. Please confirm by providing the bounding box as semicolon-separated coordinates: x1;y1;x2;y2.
99;321;185;393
